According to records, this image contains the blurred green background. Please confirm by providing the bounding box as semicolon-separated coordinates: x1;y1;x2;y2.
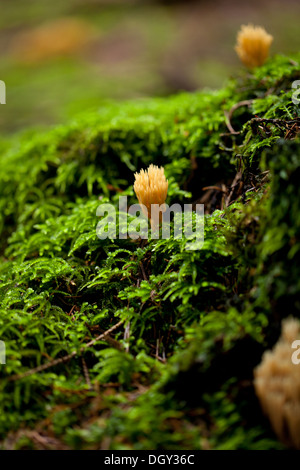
0;0;299;135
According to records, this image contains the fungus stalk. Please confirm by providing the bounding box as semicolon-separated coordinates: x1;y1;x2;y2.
133;164;168;231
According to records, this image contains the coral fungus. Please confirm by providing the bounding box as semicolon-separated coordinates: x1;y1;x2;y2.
235;24;273;68
11;18;93;64
133;164;168;230
254;317;300;449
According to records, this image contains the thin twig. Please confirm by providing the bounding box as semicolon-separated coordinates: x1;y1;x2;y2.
202;185;226;192
139;261;148;281
8;320;124;382
249;117;300;129
81;356;92;391
224;100;253;134
225;171;242;207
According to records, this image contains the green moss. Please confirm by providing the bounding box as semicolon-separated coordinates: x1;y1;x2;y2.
0;53;299;449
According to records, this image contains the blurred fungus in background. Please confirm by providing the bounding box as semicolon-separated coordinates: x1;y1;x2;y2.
10;18;95;64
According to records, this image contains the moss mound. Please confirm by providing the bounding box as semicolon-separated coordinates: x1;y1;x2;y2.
0;54;299;450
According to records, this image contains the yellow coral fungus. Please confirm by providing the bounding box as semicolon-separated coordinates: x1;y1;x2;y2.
254;317;300;449
11;18;93;64
235;24;273;68
133;164;168;230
